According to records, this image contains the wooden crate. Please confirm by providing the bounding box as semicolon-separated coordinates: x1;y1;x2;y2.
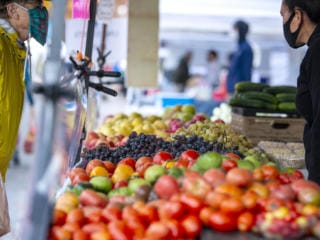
231;113;305;144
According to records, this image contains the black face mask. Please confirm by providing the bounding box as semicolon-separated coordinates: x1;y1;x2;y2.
283;11;305;48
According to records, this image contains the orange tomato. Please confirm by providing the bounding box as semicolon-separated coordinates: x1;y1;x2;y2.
237;211;256;232
253;168;264;181
85;159;106;176
101;205;122;223
241;191;258;210
199;207;215;226
51;226;72;240
90;230;111;240
63;222;81;233
107;221;131;240
66;208;85;226
215;184;243;198
249;182;270;197
164;219;185;239
220;197;244;215
82;223;108;235
145;221;171;240
52;209;67;226
205;191;229;210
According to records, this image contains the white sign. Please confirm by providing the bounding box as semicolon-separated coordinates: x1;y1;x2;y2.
96;0;115;24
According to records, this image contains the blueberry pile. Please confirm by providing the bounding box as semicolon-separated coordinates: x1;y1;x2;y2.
81;132;243;164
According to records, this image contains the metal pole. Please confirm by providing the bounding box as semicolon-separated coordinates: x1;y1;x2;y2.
21;0;66;239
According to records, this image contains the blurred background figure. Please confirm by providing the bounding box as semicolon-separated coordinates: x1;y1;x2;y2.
205;49;220;90
227;19;253;95
172;51;193;92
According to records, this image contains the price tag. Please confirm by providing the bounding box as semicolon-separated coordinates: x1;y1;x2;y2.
96;0;115;24
72;0;90;19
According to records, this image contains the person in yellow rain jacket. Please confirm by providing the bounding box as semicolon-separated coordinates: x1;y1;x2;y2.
0;0;48;181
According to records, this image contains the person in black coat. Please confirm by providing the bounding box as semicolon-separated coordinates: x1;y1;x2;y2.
172;51;193;92
280;0;320;183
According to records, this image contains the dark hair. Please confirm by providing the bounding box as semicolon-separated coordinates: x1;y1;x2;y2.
283;0;320;23
0;0;43;18
208;50;218;58
234;19;249;42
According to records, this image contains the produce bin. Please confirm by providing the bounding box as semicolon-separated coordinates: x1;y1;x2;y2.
231;112;305;144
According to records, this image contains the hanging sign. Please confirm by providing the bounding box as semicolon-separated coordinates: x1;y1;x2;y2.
72;0;90;19
96;0;115;23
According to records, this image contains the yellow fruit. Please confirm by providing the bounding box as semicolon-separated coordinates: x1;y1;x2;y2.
131;118;143;127
142;124;154;134
112;165;134;183
163;161;175;169
153;120;167;130
90;166;109;177
55;192;79;213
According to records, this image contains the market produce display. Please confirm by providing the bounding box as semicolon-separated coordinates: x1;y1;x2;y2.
229;82;298;113
47;105;319;240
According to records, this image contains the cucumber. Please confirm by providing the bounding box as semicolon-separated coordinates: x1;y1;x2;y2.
278;102;296;112
276;93;296;103
239;91;277;104
263;86;297;95
229;97;266;109
235;82;269;93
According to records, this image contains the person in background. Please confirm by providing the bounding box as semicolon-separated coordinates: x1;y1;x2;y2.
205;49;220;90
0;0;48;181
280;0;320;183
172;51;193;92
227;19;253;95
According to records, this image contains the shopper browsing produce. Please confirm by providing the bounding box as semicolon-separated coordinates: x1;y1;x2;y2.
280;0;320;183
0;0;48;180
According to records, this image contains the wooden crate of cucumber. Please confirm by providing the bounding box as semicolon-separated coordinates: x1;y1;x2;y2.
230;82;305;144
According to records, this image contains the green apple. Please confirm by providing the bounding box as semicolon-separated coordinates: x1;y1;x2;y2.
196;152;223;171
181;104;196;115
236;160;254;171
144;165;167;184
128;178;150;194
175;112;194;122
168;167;185;178
108;187;130;198
89;176;112;193
244;156;261;168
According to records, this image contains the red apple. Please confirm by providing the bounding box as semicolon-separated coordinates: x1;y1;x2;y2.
203;169;226;188
153;151;174;165
154;175;179;200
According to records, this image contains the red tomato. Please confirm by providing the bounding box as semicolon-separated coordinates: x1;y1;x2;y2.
209;211;238;232
82;207;103;223
158;201;184;220
261;165;279;180
220;197;245;215
72;230;89;240
278;173;291;184
113;180;128;189
90;230;111;240
181;215;202;238
145;221;171;240
199;207;215;226
103;161;115;174
122;206;144;225
136;156;153;169
85;159;106;175
222;159;238;171
237;211;255;232
292;169;304;179
107;221;131;240
68;168;87;181
203;169;226;188
165;219;185;239
137;204;159;223
253;168;264;181
224;153;241;160
174;159;189;168
52;209;67;226
180;194;204;214
71;173;90;186
66;208;85;226
82;223;108;235
153;151;173;164
180;149;200;163
79;189;108;208
101;205;122;223
118;157;136;170
226;168;253;188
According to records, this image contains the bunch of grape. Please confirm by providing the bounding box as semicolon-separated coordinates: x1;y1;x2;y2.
172;120;253;150
81;132;243;164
